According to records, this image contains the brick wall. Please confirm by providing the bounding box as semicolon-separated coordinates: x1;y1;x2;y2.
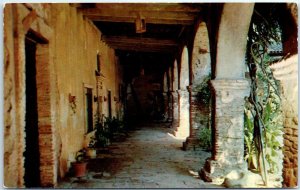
271;55;298;187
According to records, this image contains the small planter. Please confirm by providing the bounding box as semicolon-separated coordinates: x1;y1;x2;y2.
71;162;87;178
72;148;88;178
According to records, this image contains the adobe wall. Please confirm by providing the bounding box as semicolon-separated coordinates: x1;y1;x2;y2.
4;3;122;187
270;55;298;187
51;4;122;179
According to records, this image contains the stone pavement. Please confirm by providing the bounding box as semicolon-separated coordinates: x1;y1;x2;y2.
57;123;223;188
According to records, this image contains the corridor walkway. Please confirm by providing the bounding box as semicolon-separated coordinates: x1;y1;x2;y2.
57;123;222;188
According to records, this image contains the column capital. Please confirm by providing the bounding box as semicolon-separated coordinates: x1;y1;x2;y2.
210;79;250;97
211;79;249;90
177;89;189;95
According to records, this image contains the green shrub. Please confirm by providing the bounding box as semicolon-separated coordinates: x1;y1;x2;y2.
198;127;212;151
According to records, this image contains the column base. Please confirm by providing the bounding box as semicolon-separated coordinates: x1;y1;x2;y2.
182;137;200;151
199;158;247;184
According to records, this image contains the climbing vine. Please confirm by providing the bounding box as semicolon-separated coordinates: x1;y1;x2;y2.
244;4;284;185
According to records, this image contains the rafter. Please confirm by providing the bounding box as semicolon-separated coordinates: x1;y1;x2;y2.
87;16;194;25
108;44;177;53
78;3;203;12
102;36;178;47
80;7;199;25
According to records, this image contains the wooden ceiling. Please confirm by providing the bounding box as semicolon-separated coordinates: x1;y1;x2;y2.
75;3;204;53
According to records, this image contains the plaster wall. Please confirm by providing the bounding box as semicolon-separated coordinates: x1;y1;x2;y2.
51;4;121;179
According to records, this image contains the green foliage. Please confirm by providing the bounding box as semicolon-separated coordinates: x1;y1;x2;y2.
75;149;86;162
244;110;258;169
92;114;126;148
195;75;211;105
104;116;125;140
244;4;284;184
198;127;212;151
94;114;110;148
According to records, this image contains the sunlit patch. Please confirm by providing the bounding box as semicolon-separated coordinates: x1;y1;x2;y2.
188;170;199;178
167;132;186;140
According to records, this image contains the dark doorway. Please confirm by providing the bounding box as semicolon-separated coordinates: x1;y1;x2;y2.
108;91;112;118
86;88;93;133
24;35;41;187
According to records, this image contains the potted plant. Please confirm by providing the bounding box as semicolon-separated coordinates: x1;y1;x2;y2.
71;149;87;178
86;138;97;158
94;114;110;148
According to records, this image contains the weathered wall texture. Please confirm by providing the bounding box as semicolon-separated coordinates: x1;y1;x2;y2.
200;80;249;183
4;3;122;187
51;4;122;179
4;4;19;187
271;55;298;187
4;3;54;187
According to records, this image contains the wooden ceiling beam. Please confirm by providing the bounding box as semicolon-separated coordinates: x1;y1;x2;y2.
80;8;198;25
102;35;178;46
108;44;177;53
80;8;199;18
108;43;177;50
79;3;203;13
85;16;194;25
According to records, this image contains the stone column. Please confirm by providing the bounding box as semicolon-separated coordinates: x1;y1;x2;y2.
163;92;169;121
200;79;249;184
184;86;210;150
270;55;298;187
174;89;190;138
166;91;173;122
172;91;179;130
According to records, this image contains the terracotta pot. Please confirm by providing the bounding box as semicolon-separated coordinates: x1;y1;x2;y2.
71;162;87;177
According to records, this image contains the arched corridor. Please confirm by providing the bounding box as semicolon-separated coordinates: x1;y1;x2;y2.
3;2;298;188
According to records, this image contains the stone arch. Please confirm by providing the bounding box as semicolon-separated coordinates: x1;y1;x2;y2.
215;4;254;79
174;46;190;138
191;21;211;86
179;46;189;89
184;21;212;150
172;59;179;91
11;6;56;187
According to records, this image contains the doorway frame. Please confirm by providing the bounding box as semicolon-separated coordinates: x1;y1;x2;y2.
13;5;56;187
